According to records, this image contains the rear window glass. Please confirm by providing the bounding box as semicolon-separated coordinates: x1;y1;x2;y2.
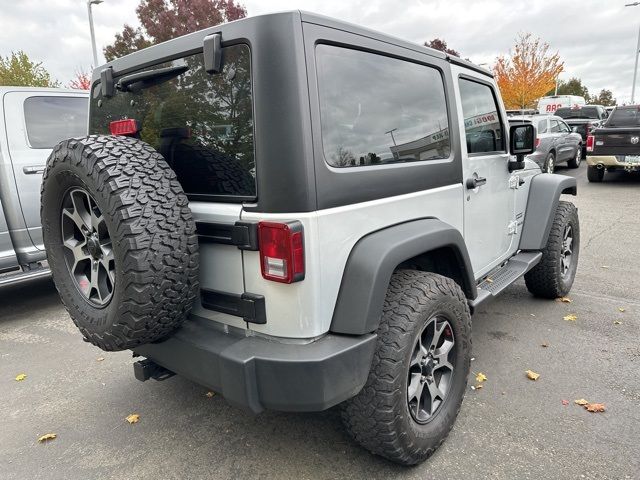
555;106;599;119
24;97;88;148
607;108;640;127
91;45;255;199
316;45;450;167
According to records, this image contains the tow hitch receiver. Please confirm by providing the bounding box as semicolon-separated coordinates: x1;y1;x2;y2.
133;358;175;382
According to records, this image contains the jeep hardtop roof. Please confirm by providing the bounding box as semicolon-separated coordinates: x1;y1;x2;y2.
91;10;492;82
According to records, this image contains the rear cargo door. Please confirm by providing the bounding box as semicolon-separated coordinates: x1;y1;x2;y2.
3;91;88;250
89;45;255;331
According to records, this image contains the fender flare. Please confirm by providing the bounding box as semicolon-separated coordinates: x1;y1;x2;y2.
519;173;577;251
329;218;476;335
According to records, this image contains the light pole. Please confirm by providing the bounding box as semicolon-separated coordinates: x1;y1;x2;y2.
87;0;104;66
626;2;640;103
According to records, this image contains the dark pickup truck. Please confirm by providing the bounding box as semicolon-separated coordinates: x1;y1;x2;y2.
586;105;640;182
555;105;608;156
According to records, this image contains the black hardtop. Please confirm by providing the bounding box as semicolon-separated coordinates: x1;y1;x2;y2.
91;10;491;82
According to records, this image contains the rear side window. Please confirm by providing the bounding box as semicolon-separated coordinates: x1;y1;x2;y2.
458;78;504;154
24;97;88;149
537;119;548;134
316;45;450;167
91;45;255;199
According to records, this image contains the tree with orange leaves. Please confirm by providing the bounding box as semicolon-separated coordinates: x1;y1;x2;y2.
493;33;564;110
69;69;91;90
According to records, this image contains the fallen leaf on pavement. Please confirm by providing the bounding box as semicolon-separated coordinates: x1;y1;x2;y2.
562;399;569;406
574;399;589;405
525;370;540;381
557;297;573;303
618;307;625;313
474;384;483;390
541;342;549;347
125;414;140;424
585;403;606;413
37;433;57;443
475;372;487;383
614;320;622;325
601;265;610;269
15;373;27;381
96;357;105;362
563;314;577;322
205;391;215;398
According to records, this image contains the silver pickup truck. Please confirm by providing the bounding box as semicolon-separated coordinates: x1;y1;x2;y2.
0;87;88;285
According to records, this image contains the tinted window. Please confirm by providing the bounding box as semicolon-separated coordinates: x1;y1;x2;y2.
559;121;570;133
607;107;640;127
555;106;599;119
458;79;504;154
316;45;450;167
537;119;548;134
24;97;88;148
91;45;255;199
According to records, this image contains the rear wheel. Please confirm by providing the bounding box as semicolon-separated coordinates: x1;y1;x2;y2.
525;201;579;298
341;270;471;465
41;135;199;351
587;165;604;182
544;152;556;174
567;146;581;168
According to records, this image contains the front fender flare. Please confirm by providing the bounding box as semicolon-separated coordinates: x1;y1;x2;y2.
329;218;475;335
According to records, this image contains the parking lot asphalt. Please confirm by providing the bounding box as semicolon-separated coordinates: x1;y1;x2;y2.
1;165;639;480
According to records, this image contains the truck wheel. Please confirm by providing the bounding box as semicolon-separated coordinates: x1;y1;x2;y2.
567;147;581;169
524;201;579;299
587;165;604;182
544;152;555;174
41;135;199;351
341;270;471;465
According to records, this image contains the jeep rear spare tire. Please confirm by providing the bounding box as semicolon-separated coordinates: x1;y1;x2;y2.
41;135;199;351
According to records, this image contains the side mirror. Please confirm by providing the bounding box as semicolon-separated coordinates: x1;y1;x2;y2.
508;123;535;172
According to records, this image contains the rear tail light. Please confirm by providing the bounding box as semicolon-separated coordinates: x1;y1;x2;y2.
586;135;594;152
109;119;139;136
258;221;304;283
534;137;541;148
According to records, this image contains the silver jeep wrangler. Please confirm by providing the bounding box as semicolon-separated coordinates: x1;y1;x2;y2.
41;11;579;465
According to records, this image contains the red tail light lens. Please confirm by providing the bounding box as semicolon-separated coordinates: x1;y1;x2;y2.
258;221;304;283
109;119;139;136
586;135;594;152
534;137;541;148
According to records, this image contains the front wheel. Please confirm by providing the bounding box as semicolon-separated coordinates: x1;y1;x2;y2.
587;165;604;182
341;270;471;465
567;146;581;168
524;201;580;298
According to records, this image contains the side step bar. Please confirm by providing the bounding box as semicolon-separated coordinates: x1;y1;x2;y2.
469;251;543;310
0;267;51;288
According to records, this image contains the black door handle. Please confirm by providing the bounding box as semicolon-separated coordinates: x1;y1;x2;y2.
466;176;487;189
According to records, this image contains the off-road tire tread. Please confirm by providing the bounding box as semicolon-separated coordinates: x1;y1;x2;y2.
41;135;199;351
341;270;471;466
524;201;578;298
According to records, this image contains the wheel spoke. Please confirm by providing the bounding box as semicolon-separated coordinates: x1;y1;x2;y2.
408;373;422;401
433;358;454;373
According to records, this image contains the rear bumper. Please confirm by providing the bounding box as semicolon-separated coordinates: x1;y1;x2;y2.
133;316;377;413
587;155;640;169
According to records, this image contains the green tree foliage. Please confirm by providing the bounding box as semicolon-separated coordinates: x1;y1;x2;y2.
104;0;247;62
546;77;590;100
591;89;616;106
424;38;460;57
0;51;59;87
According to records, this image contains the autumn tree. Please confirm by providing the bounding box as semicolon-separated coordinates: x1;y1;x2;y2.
104;0;247;61
0;51;59;87
493;33;563;110
69;69;92;90
591;89;616;106
425;38;460;57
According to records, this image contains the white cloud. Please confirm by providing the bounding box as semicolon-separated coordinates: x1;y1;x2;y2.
0;0;638;102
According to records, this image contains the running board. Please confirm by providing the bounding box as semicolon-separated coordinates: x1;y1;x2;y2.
469;251;542;310
0;267;51;287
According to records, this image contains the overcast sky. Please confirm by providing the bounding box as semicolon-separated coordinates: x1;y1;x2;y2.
1;0;639;102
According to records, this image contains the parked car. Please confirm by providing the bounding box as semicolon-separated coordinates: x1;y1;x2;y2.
537;95;586;114
554;105;608;156
586;105;640;182
0;87;89;286
40;11;579;466
506;108;538;117
509;114;583;173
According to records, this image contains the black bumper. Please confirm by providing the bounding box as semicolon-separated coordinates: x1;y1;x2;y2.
133;317;377;413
